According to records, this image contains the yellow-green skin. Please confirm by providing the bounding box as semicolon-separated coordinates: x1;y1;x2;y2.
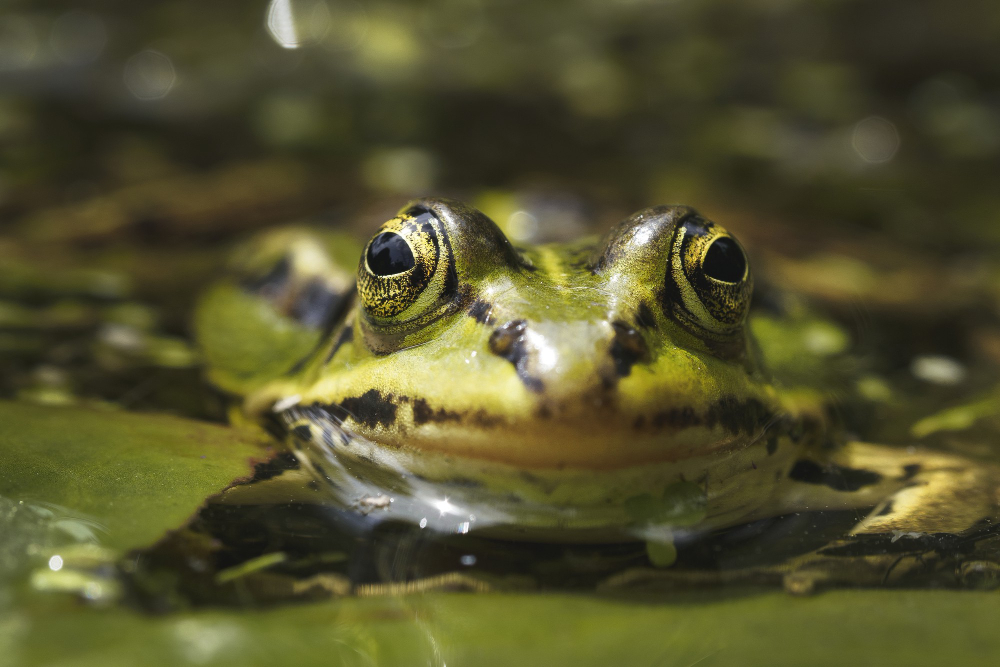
197;198;1000;540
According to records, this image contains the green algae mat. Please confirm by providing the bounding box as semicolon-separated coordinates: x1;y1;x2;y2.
2;400;999;666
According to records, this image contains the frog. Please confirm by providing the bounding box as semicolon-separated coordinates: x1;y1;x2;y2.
195;197;1000;588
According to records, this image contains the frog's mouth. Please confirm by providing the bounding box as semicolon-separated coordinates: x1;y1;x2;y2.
266;385;782;471
276;402;786;542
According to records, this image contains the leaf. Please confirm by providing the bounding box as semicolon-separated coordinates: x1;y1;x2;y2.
0;400;271;555
7;589;1000;666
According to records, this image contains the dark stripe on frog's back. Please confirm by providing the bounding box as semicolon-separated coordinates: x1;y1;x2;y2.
240;250;357;375
241;256;355;333
241;255;292;296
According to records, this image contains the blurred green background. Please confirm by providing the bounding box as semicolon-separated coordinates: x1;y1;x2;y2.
2;0;999;252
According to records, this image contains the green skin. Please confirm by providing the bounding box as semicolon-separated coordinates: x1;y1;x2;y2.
197;198;1000;541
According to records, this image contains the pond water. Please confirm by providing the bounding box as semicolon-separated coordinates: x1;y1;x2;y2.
2;0;1000;664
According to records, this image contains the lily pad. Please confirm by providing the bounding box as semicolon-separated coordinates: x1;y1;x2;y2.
6;589;1000;666
0;400;271;555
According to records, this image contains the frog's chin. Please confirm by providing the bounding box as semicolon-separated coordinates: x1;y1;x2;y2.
280;404;781;541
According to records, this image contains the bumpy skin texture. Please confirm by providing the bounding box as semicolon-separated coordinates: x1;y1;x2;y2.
206;198;1000;537
250;198;784;471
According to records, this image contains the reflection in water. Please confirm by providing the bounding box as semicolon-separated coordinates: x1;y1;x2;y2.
0;497;120;603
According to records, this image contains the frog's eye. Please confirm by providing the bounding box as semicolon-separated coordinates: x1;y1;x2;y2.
366;232;415;276
357;208;455;324
702;237;747;283
665;216;753;338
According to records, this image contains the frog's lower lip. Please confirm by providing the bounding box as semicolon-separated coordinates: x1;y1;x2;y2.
282;402;745;470
390;427;746;469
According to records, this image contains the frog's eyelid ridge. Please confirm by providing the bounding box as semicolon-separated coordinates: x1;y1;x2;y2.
357;211;444;320
664;215;753;343
586;205;693;273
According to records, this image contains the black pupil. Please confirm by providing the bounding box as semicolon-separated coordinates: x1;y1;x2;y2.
702;237;746;283
367;232;415;276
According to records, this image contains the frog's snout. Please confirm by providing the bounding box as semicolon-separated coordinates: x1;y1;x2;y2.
487;318;648;398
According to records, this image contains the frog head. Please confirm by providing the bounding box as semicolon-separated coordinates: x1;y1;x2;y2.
248;198;778;471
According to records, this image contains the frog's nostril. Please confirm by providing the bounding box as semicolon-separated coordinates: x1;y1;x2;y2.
609;322;649;378
488;319;527;358
488;320;544;392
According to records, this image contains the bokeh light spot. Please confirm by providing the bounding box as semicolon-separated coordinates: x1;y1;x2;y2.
911;355;966;386
506;210;539;243
123;50;176;101
852;116;899;163
266;0;331;49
